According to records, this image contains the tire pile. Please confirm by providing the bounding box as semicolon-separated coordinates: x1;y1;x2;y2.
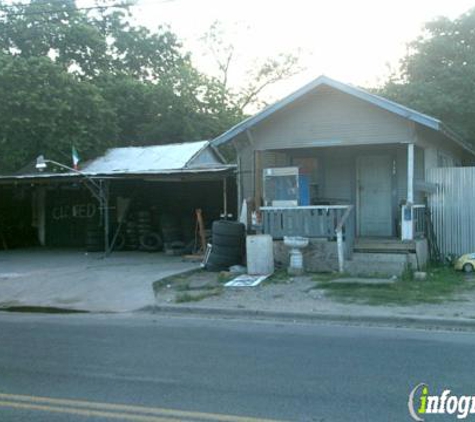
206;220;245;272
113;210;163;252
85;221;104;252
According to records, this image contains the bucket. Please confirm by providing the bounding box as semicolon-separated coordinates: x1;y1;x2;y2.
246;234;274;275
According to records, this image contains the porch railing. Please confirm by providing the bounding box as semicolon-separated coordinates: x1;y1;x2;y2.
260;205;355;272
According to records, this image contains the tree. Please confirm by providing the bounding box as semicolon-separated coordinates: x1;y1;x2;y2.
0;54;117;172
0;2;301;172
201;21;303;113
378;8;475;143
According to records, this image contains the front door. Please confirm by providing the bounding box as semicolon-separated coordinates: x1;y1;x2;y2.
357;155;393;237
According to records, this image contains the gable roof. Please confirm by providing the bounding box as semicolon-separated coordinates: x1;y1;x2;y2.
0;140;233;182
212;75;475;155
82;140;225;175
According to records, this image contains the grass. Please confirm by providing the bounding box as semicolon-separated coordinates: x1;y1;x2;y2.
314;266;475;306
175;289;222;303
263;269;292;284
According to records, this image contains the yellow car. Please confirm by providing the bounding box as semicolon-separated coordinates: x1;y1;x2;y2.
454;253;475;273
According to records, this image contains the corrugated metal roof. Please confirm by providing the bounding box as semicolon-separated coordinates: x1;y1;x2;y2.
212;75;475;156
0;140;235;182
83;140;213;174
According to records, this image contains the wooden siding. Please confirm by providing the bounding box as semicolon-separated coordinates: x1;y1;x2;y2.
250;85;414;151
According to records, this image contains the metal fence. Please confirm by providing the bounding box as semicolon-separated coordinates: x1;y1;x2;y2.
426;167;475;257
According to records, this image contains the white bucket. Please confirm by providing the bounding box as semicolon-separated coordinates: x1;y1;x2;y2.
246;235;274;275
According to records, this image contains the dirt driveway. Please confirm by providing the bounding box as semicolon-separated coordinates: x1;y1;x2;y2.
0;248;198;312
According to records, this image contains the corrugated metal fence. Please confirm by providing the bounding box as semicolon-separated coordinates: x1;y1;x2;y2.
427;167;475;257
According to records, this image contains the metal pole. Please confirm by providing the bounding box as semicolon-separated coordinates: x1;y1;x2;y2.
223;177;228;217
102;180;110;255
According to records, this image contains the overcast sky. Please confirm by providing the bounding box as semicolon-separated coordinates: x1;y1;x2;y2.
129;0;474;101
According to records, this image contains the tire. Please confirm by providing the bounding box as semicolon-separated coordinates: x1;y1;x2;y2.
212;221;245;237
463;263;474;273
207;251;242;267
212;233;245;247
211;244;243;258
139;232;163;252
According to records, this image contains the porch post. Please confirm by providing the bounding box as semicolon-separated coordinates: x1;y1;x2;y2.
254;150;262;209
402;143;414;240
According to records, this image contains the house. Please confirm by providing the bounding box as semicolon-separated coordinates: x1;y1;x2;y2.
212;76;475;274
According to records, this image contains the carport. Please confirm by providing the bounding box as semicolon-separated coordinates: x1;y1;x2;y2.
0;141;236;253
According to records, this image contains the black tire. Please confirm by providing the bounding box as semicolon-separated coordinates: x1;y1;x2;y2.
139;232;163;252
211;243;243;258
207;251;242;267
463;263;474;273
212;221;245;237
212;233;245;247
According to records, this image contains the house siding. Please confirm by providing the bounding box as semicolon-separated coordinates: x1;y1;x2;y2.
250;85;414;151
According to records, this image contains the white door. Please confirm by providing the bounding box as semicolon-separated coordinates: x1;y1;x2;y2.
357;155;393;237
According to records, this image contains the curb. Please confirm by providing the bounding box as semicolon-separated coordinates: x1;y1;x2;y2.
149;305;475;331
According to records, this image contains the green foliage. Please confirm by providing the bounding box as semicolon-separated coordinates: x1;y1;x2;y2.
378;8;475;144
315;266;471;306
0;1;297;172
0;54;116;171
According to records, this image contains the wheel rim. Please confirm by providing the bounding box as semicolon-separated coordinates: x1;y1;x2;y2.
463;263;474;273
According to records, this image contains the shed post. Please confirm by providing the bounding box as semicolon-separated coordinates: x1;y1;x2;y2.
101;180;110;254
222;177;228;217
402;143;415;240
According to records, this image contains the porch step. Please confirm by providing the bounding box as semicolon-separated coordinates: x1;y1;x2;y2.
354;238;416;253
346;251;415;277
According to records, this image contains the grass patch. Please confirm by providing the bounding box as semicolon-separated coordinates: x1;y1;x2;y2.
315;266;475;306
175;289;222;303
264;269;291;284
153;268;204;294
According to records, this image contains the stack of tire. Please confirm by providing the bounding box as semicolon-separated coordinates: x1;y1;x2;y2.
160;214;185;255
206;220;245;272
125;220;139;250
135;211;161;252
85;221;104;252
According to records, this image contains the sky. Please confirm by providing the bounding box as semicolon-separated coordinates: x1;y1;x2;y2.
128;0;475;103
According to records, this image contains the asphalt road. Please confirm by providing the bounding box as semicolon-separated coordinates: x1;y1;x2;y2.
0;313;474;421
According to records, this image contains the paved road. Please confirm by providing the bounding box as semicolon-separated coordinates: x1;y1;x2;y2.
0;313;474;421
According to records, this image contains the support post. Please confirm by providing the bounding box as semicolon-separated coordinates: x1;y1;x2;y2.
254;150;262;210
402;143;415;240
222;177;228;217
336;230;344;273
101;180;110;255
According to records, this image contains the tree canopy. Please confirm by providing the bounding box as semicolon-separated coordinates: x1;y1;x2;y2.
379;8;475;144
0;1;300;173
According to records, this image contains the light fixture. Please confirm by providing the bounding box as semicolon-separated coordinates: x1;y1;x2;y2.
35;155;47;172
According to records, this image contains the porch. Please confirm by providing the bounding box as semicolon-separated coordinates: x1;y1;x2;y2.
254;143;428;273
260;205;426;273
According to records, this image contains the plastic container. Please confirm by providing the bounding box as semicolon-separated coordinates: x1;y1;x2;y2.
246;234;274;275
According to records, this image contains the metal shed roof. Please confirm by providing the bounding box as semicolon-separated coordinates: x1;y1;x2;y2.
82;140;223;174
0;140;234;183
